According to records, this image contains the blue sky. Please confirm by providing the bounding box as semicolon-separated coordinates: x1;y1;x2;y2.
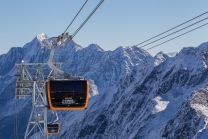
0;0;208;56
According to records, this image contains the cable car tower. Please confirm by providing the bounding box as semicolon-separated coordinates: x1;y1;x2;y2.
14;0;104;139
15;62;62;138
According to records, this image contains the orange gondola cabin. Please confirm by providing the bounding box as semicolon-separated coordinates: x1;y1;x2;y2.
46;80;89;110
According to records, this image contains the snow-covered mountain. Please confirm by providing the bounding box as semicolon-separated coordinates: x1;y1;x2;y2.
0;33;208;139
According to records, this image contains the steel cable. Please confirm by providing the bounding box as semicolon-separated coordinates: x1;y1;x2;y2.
71;0;104;39
145;22;208;50
65;22;208;75
140;17;208;48
136;11;208;46
63;0;88;34
47;15;208;77
40;5;207;81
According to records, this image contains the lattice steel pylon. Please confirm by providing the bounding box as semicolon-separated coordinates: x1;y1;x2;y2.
15;62;63;139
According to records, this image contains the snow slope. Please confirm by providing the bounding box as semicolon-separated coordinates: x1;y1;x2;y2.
0;34;208;139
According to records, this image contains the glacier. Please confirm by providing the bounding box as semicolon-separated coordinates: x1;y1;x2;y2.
0;33;208;139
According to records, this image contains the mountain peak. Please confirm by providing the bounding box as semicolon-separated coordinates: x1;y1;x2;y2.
86;44;104;52
114;45;151;59
36;33;48;41
167;52;177;57
154;51;170;66
36;33;52;49
198;41;208;50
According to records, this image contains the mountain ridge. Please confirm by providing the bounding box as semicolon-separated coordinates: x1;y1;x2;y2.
0;34;208;138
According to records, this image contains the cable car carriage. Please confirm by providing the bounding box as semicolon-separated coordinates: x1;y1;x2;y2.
47;123;60;134
45;0;105;111
46;33;90;111
46;80;89;110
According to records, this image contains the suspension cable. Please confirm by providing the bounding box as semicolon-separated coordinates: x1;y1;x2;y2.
136;11;208;46
63;0;88;34
51;11;208;75
71;0;104;39
140;17;208;48
145;22;208;51
65;22;208;75
47;5;207;79
53;21;208;78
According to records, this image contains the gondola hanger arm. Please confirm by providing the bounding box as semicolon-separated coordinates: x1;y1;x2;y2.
48;34;81;79
48;0;104;78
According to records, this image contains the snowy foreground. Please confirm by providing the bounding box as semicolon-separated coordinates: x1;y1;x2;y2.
0;33;208;138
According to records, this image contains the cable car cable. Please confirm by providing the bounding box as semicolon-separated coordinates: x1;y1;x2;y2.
63;0;88;34
71;0;104;39
44;10;208;81
140;17;208;48
57;18;208;76
67;22;208;75
61;10;207;68
46;1;104;77
63;0;104;44
136;11;208;46
145;22;208;51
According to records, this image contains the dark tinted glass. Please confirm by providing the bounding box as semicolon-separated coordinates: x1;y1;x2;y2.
49;80;87;108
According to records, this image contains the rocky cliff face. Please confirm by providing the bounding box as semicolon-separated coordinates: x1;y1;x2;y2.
0;33;208;139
